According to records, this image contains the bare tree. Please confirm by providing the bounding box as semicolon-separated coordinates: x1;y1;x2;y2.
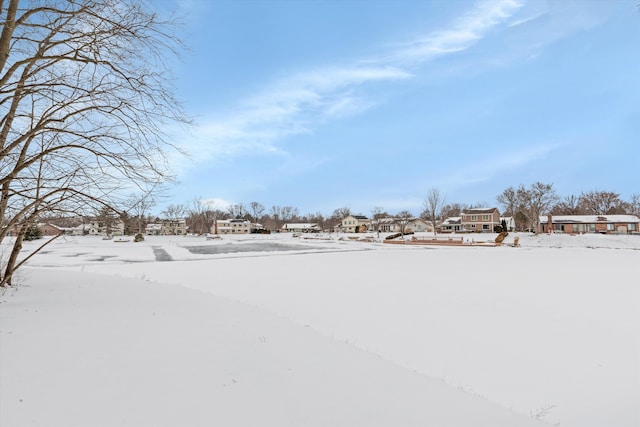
422;188;445;236
629;194;640;216
0;0;188;286
228;203;246;219
281;206;299;223
161;204;186;221
126;192;156;234
439;202;468;220
514;182;558;233
332;206;351;219
578;191;624;215
307;211;326;231
394;210;413;236
186;197;213;235
496;187;518;218
371;206;386;237
269;205;283;231
551;195;582;215
249;201;265;227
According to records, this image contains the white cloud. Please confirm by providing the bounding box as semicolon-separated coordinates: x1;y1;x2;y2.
201;197;233;211
179;65;411;163
177;0;524;171
389;0;524;64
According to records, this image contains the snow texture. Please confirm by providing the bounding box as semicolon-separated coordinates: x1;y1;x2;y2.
1;232;639;427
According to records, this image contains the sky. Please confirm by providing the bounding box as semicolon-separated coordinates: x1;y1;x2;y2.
156;0;640;217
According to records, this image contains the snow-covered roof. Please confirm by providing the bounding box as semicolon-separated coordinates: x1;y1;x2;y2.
441;217;461;225
282;223;319;229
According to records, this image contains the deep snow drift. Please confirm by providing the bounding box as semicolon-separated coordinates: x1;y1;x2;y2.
1;232;639;427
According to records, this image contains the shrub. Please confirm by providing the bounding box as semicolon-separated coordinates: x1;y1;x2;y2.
24;225;42;241
134;233;145;242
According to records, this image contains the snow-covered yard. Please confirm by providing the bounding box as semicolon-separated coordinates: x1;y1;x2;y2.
1;232;639;427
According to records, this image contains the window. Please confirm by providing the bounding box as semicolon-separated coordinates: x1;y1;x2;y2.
471;215;477;221
606;223;614;231
629;223;637;231
482;215;490;221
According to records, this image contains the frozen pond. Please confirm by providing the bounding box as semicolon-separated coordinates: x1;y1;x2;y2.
183;242;319;255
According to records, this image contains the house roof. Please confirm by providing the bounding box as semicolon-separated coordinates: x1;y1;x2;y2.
282;223;319;229
372;217;425;224
441;217;461;225
461;208;499;215
217;219;249;224
540;215;640;224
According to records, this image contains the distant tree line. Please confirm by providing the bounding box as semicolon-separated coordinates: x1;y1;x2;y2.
33;185;639;239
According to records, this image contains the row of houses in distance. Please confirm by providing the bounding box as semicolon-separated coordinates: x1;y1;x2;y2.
207;209;640;236
8;218;186;237
432;209;640;235
290;210;640;236
7;219;127;237
15;209;640;238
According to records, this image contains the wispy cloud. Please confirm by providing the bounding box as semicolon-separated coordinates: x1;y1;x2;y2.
387;0;524;64
181;65;411;162
179;0;524;169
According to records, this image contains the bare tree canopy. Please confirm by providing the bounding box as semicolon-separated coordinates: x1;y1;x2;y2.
249;201;265;225
514;182;558;233
421;188;445;236
394;210;413;236
0;0;189;286
578;190;625;215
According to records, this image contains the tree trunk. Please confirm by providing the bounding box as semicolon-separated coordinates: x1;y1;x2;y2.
1;223;25;287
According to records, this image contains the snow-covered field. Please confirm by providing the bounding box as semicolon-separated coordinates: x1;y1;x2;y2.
1;232;638;427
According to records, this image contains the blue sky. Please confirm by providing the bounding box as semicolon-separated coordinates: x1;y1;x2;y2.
158;0;640;216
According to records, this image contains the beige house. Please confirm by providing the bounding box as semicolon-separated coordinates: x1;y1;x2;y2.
460;208;501;233
87;219;125;236
213;219;253;234
146;218;187;235
372;217;432;233
341;215;371;233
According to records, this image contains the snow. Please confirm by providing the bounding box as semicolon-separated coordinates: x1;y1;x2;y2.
1;232;639;427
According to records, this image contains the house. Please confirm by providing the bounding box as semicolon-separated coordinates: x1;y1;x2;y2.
87;219;125;236
371;217;397;233
460;208;501;233
371;217;432;233
145;218;187;235
161;219;187;235
500;216;515;232
438;217;462;233
407;218;432;233
213;219;253;235
38;223;64;236
341;215;371;233
539;214;640;234
281;223;320;233
145;223;162;235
